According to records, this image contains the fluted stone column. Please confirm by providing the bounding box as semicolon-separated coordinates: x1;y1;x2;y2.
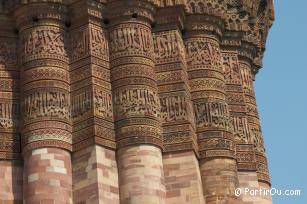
239;39;270;183
220;6;260;203
183;12;241;203
153;6;205;204
238;0;273;193
238;46;272;204
221;45;257;170
108;1;166;203
0;15;23;204
68;1;120;203
221;33;259;204
221;1;273;203
15;3;72;203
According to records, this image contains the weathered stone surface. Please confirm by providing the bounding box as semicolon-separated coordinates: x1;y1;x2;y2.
117;145;166;204
72;145;119;204
0;0;274;203
23;148;72;204
0;161;23;204
163;151;204;204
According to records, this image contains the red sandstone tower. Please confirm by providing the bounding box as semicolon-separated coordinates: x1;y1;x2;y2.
0;0;274;204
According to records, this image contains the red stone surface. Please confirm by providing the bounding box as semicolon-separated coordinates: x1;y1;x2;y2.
0;1;274;203
163;151;205;204
117;145;166;204
0;161;23;204
72;145;119;204
23;148;72;204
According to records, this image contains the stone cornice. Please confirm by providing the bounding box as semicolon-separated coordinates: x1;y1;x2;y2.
107;0;156;25
153;5;185;32
14;2;68;31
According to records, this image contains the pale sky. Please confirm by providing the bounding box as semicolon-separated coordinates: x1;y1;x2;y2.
255;0;307;203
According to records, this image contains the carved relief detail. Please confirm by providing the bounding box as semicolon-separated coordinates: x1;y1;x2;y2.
70;26;90;62
113;87;160;120
23;67;70;83
111;64;156;82
90;25;109;60
153;30;185;64
94;89;113;120
185;38;222;71
0;39;17;68
22;26;67;62
160;95;192;123
0;79;19;91
0;102;19;129
25;129;72;144
194;99;232;130
0;37;19;158
240;62;255;96
198;131;236;158
109;24;154;59
190;78;225;92
251;127;265;153
246;103;259;118
70;25;109;62
23;90;70;121
222;52;241;85
185;0;226;16
226;92;245;104
232;117;249;143
71;90;92;121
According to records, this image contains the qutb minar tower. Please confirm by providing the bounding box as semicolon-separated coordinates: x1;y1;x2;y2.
0;0;274;203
